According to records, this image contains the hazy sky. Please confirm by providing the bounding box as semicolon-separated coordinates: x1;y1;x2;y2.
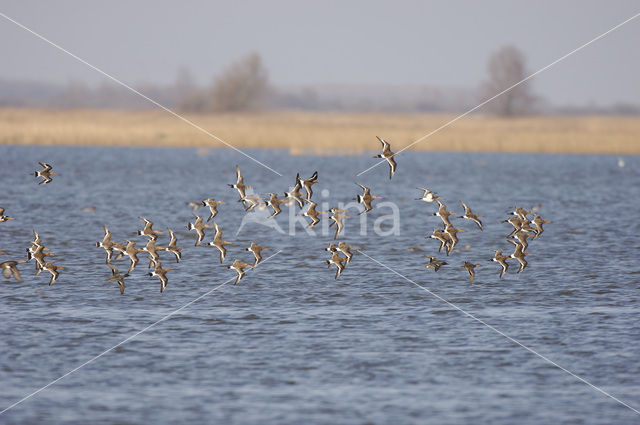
0;1;639;105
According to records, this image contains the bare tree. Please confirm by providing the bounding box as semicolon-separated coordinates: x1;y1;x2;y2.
481;45;534;117
175;67;209;113
210;52;269;112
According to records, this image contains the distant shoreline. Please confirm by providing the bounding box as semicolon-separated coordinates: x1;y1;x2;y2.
1;108;639;155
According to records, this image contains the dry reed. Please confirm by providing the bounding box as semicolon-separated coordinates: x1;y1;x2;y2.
1;108;639;155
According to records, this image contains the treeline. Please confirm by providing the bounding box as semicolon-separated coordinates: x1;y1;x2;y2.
1;50;639;116
0;79;487;113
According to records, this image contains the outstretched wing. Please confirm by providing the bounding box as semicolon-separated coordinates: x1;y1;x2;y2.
194;228;205;246
107;262;119;276
217;245;227;263
387;156;397;179
168;228;177;245
235;165;243;185
11;266;23;282
376;136;389;150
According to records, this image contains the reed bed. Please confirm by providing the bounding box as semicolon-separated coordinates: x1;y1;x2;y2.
1;108;639;155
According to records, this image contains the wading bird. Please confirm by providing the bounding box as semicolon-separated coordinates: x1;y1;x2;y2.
148;262;173;293
35;162;57;185
416;188;440;203
43;262;64;285
187;215;212;246
137;217;163;241
325;244;347;279
354;183;383;215
284;174;305;208
96;226;116;263
337;242;355;265
166;228;183;263
433;200;456;227
228;259;253;285
246;242;268;267
328;208;350;240
0;207;14;223
265;193;286;218
107;262;128;294
508;240;531;273
202;198;225;221
531;214;551;239
460;261;480;284
489;250;510;278
373;136;398;179
425;256;447;272
123;240;143;274
1;260;26;282
299;171;319;200
206;222;232;263
300;199;324;227
228;165;252;203
459;201;483;230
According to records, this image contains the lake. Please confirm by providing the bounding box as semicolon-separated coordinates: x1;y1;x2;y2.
0;145;639;424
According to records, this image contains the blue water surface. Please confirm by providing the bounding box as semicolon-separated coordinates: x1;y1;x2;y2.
0;145;639;424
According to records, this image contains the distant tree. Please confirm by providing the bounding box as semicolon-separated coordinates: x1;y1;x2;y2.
174;67;209;113
174;67;197;94
481;45;534;117
210;52;269;112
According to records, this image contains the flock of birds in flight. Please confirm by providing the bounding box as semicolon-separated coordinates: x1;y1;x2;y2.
0;137;551;292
